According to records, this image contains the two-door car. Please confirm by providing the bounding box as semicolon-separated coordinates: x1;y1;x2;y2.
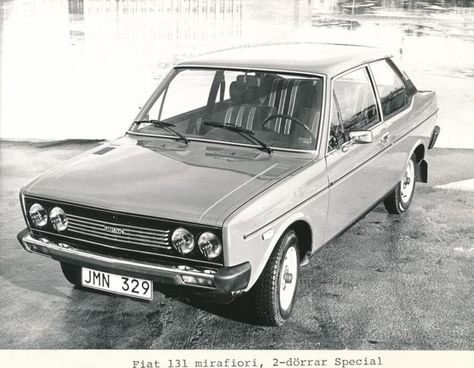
18;43;439;325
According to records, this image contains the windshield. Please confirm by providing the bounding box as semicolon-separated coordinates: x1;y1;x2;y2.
130;68;323;151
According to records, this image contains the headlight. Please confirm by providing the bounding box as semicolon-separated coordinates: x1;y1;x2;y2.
29;203;47;227
198;232;222;259
49;207;68;232
171;227;194;254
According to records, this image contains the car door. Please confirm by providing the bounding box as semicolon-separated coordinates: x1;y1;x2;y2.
368;58;418;186
324;66;391;242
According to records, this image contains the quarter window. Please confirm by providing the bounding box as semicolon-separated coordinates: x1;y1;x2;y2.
370;59;411;119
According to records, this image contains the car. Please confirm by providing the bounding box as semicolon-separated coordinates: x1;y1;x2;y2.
17;43;440;326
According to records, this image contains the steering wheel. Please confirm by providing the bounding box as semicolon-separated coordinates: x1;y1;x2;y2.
262;114;313;142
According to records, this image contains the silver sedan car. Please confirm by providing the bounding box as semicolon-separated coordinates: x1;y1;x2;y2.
18;43;439;326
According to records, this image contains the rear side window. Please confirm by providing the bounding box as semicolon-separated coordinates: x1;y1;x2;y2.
332;67;380;132
370;59;411;119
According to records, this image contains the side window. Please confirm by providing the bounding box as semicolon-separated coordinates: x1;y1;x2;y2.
370;59;411;119
332;67;380;137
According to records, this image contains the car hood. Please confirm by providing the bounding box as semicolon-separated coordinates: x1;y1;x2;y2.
24;136;315;226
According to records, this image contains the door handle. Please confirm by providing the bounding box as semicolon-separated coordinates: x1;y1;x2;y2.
381;132;390;144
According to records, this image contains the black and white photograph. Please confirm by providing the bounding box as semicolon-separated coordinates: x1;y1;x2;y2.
0;0;473;356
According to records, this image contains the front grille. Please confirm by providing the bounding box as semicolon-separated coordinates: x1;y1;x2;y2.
66;213;171;249
23;196;224;266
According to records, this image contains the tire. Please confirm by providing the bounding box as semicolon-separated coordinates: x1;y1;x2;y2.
60;262;82;287
248;230;300;326
384;155;417;214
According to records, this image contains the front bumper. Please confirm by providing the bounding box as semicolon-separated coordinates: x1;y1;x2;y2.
17;229;250;294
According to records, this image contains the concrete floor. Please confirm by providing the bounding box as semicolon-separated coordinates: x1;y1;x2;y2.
0;140;473;349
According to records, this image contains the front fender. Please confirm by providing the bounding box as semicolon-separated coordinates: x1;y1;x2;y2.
221;158;328;291
246;211;313;290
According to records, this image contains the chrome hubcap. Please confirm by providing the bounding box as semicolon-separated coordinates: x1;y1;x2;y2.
400;159;415;203
279;246;297;311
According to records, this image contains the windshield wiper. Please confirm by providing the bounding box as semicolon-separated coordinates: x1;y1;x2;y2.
204;121;272;154
134;119;176;127
133;120;189;144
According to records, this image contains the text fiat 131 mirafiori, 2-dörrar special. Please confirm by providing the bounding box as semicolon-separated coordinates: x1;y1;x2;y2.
18;43;440;325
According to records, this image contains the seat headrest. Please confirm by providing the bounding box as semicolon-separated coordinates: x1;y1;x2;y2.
229;81;246;103
296;80;318;107
229;75;262;103
236;75;261;87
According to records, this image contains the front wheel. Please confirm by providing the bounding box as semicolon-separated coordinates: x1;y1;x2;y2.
384;155;416;214
249;230;300;326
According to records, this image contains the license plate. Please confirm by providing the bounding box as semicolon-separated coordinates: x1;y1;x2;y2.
81;267;153;300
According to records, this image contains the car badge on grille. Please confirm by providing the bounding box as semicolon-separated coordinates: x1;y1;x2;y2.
104;225;124;235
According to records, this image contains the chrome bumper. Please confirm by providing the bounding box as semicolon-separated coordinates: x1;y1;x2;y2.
17;229;250;293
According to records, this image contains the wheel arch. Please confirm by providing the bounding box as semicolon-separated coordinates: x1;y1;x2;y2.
409;142;428;183
244;213;315;291
288;220;313;264
413;143;425;163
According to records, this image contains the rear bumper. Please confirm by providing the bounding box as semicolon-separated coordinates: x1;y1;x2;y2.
17;229;250;294
428;125;440;149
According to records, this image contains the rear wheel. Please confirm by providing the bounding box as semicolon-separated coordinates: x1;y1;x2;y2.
384;155;416;214
249;230;300;326
60;262;82;287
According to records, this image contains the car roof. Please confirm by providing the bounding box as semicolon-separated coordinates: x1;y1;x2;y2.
176;42;392;78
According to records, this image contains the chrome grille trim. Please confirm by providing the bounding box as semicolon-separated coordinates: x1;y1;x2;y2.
67;226;171;248
67;214;170;235
66;221;169;241
66;213;171;250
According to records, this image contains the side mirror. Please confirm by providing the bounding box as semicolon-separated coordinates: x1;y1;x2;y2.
341;130;373;152
349;130;373;144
